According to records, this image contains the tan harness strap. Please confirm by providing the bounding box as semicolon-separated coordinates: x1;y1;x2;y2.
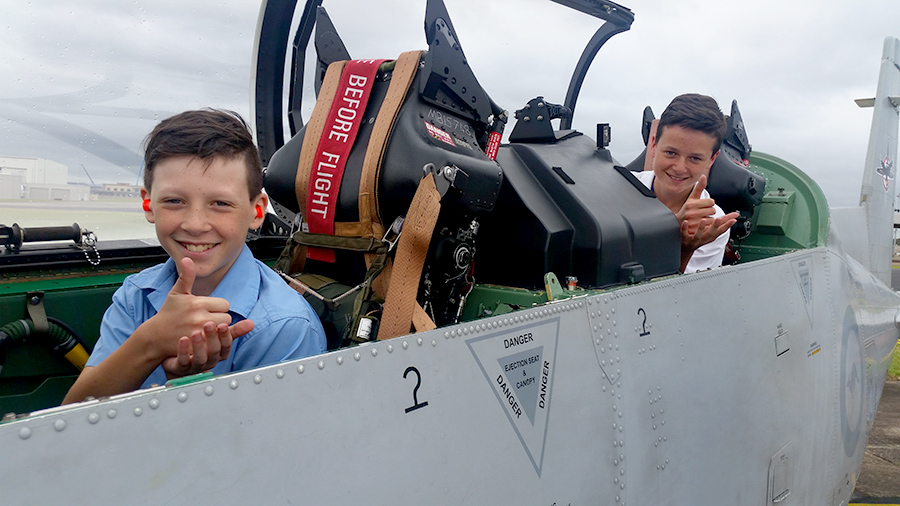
294;61;346;221
359;50;422;239
378;172;441;340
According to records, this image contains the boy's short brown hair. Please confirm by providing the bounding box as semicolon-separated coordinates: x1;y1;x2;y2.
142;109;263;199
657;94;726;152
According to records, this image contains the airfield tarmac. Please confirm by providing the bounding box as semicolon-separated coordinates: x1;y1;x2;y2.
852;380;900;503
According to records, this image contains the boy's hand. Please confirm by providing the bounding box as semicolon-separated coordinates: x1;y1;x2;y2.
676;175;738;250
161;319;254;379
144;258;234;361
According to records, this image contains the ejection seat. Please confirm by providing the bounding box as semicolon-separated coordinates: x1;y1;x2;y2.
263;2;505;348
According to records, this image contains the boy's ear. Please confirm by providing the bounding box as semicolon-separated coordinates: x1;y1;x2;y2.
140;187;155;223
250;192;269;230
707;149;720;169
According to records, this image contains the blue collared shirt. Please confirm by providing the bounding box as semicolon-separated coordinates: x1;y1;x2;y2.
87;245;326;388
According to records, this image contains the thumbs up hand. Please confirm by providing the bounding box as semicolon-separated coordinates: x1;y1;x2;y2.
142;257;253;378
676;175;738;271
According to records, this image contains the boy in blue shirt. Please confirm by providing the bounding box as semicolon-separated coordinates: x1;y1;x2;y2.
64;109;325;403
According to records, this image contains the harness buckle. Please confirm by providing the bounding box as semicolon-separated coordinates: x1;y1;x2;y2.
382;216;405;252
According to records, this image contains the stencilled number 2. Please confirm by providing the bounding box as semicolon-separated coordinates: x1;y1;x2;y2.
638;308;650;337
403;366;429;413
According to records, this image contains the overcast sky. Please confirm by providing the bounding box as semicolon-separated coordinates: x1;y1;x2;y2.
1;0;898;207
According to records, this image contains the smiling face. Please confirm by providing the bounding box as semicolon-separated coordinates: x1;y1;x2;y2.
648;124;719;211
141;154;267;296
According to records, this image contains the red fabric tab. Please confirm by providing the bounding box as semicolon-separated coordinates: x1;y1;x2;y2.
485;131;501;161
306;59;387;262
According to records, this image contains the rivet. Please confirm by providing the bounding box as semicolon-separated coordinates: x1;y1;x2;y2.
445;332;451;339
18;428;32;440
462;327;469;335
297;365;305;374
618;412;623;418
107;409;118;419
613;440;618;447
149;399;160;409
336;356;344;365
595;338;601;345
467;326;475;334
276;369;285;379
653;424;657;430
317;361;325;370
388;345;394;353
432;340;437;347
353;352;361;362
614;459;619;466
54;419;67;432
371;348;378;357
402;341;409;350
205;385;215;396
620;483;625;490
619;440;624;447
88;413;100;424
254;374;263;384
133;407;143;417
230;379;240;389
614;477;619;484
178;392;188;403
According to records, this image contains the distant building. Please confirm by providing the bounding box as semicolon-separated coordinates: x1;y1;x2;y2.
0;174;24;199
96;183;141;198
25;183;90;201
0;156;90;201
0;156;67;185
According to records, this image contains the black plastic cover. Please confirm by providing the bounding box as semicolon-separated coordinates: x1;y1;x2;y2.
477;134;680;289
